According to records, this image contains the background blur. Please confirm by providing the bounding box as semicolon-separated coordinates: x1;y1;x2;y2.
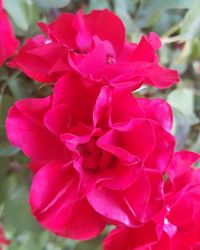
0;0;200;249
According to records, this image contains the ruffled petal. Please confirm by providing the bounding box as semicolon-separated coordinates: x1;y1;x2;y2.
8;35;69;82
127;36;156;62
0;9;19;65
136;97;173;131
6;97;67;161
84;9;125;55
53;73;100;126
87;186;141;227
88;170;164;226
144;121;175;173
110;88;144;125
68;39;107;78
44;104;78;135
38;13;77;48
103;222;158;250
98;62;179;90
123;170;164;222
30;162;106;240
98;119;155;161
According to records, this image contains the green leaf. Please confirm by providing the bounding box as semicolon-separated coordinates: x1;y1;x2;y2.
4;0;40;31
0;142;20;157
0;94;15;126
153;12;182;36
35;0;71;10
167;85;199;125
180;0;200;40
192;134;200;154
8;78;34;100
0;124;20;157
136;0;196;28
190;39;200;60
171;107;190;150
0;166;10;206
75;236;104;250
88;0;110;10
114;0;135;34
7;231;50;250
4;187;41;233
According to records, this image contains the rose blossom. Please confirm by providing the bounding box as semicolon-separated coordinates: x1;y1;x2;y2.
0;0;19;66
8;9;179;90
0;224;9;250
103;151;200;250
163;151;200;249
6;72;175;239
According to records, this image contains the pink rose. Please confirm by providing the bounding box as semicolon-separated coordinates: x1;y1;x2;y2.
164;151;200;248
6;73;175;239
0;0;19;66
103;151;200;250
9;9;179;89
0;224;9;250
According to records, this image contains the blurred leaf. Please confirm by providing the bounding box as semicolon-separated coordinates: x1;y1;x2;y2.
170;48;188;75
4;187;41;233
0;68;8;82
35;0;71;10
0;142;19;157
8;232;49;250
8;78;34;100
0;154;29;204
159;44;171;65
154;12;182;35
0;157;9;183
175;41;192;66
88;0;110;10
75;235;104;250
171;107;190;150
4;0;40;31
167;85;199;125
180;0;200;40
0;173;14;205
191;39;200;60
45;235;75;250
136;0;195;28
0;127;18;157
0;95;15;126
114;0;135;33
192;133;200;154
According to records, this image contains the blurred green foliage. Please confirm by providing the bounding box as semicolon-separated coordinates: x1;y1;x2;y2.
0;0;200;249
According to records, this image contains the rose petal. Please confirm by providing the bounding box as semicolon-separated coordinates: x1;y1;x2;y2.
137;97;173;131
103;222;158;250
8;35;68;82
144;121;175;172
87;186;141;227
38;13;77;48
123;170;164;222
53;73;100;126
98;119;155;161
84;9;125;55
6;98;67;161
30;162;106;240
0;8;19;65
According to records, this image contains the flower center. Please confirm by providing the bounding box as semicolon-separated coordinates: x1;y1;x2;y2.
77;136;116;173
163;218;177;237
107;56;116;64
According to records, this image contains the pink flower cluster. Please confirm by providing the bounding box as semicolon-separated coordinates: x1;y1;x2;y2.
6;9;200;250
